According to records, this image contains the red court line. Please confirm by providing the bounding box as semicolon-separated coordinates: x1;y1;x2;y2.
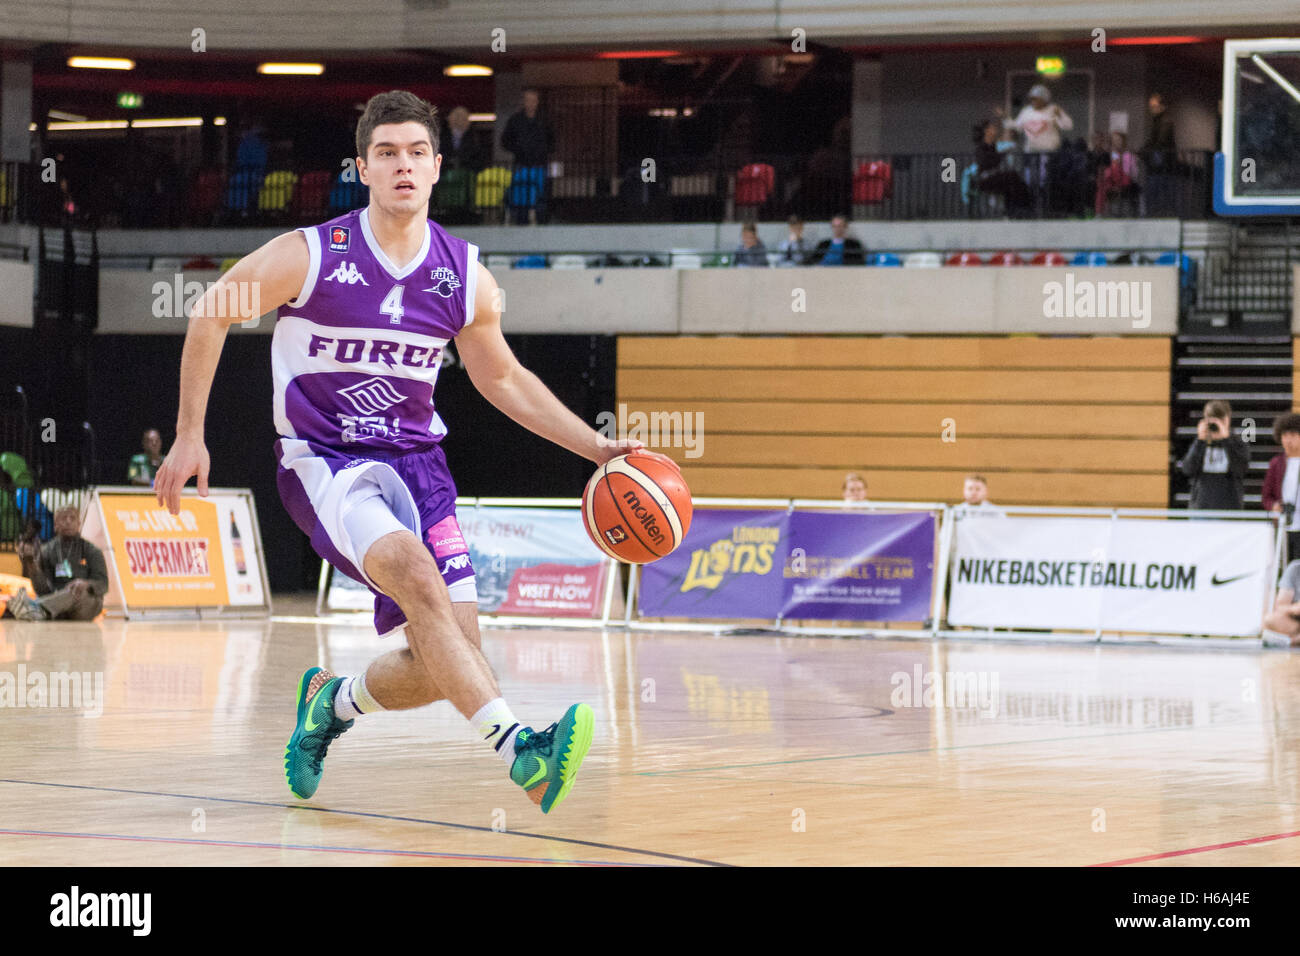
1092;829;1300;866
0;829;646;866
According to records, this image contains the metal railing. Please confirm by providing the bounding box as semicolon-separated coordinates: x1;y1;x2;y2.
1;148;1221;230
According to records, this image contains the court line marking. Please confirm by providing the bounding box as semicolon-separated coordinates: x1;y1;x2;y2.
1091;829;1300;866
633;724;1221;776
0;779;728;867
0;828;652;866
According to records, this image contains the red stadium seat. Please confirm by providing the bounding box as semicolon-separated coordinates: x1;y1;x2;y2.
852;161;893;203
988;251;1024;266
291;170;332;221
945;251;984;266
187;168;225;224
1031;251;1068;266
735;163;775;209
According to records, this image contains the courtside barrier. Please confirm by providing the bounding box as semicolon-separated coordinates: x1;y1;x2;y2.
317;497;621;629
83;486;271;619
626;497;948;636
939;505;1281;643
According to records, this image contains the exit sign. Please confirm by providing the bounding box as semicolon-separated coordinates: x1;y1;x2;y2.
1036;57;1065;76
117;92;143;108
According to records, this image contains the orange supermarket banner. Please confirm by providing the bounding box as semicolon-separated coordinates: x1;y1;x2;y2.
83;488;268;613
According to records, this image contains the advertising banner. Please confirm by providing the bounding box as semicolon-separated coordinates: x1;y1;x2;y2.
947;515;1275;636
638;508;937;622
326;504;611;618
87;489;267;613
782;511;935;621
638;509;788;619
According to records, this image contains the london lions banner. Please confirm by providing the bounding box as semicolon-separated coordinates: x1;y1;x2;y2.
947;516;1275;636
783;511;935;621
638;509;787;619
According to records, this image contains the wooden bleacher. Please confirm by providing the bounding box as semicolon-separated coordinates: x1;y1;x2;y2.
617;335;1171;507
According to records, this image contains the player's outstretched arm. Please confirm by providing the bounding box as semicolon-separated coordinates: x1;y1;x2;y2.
154;231;309;513
456;262;671;469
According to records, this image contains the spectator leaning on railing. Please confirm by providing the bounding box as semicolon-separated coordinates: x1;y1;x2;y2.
777;215;811;266
733;222;768;267
1262;412;1300;559
1179;400;1248;511
813;214;865;266
953;474;1005;518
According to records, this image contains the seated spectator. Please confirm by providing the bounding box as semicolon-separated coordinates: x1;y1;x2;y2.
953;474;1006;517
1262;412;1300;560
1263;559;1300;647
129;428;165;487
814;214;865;266
1094;132;1140;216
1179;400;1248;510
733;222;768;267
971;120;1030;214
842;471;868;503
6;506;108;621
777;215;811;266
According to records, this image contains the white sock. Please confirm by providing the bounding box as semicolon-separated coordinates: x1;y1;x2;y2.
471;697;523;765
333;673;384;722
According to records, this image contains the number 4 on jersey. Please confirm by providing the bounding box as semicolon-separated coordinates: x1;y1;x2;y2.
381;285;405;325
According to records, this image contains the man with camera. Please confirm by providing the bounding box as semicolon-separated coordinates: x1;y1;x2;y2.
1178;400;1249;511
5;506;108;622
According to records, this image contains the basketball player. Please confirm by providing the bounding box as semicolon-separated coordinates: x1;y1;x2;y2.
155;90;669;813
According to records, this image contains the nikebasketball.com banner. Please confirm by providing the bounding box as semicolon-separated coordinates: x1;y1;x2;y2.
947;516;1276;636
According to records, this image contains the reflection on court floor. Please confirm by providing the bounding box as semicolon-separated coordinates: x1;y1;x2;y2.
3;597;1299;866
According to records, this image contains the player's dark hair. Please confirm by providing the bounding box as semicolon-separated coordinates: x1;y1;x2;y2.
1274;413;1300;443
1205;399;1232;420
356;90;440;160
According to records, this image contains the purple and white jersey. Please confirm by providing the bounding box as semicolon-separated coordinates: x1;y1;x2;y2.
272;207;479;454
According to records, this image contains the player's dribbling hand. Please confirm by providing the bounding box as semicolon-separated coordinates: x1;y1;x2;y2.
154;434;210;515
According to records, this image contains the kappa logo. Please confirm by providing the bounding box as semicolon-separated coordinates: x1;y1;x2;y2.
328;226;350;253
325;261;369;286
603;525;628;545
422;266;461;298
337;377;406;415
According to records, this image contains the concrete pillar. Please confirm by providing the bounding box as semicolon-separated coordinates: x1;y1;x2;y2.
851;57;883;159
1;57;34;162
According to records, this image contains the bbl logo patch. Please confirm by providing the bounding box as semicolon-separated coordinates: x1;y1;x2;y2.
603;526;627;545
329;226;351;253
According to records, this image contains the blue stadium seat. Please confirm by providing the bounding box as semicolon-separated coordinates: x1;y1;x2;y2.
512;255;548;269
870;252;902;267
1071;251;1110;266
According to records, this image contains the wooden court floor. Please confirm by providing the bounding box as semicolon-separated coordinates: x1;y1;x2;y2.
3;595;1300;867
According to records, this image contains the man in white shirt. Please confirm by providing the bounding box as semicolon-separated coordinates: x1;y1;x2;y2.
1005;84;1073;211
954;474;1005;518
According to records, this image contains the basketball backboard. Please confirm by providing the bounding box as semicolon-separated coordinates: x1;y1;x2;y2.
1217;38;1300;215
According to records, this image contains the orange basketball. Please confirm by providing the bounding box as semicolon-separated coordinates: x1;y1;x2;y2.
582;453;693;563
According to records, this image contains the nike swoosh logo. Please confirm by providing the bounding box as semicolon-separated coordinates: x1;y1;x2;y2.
524;762;548;788
484;723;501;741
1211;572;1253;586
304;702;321;732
